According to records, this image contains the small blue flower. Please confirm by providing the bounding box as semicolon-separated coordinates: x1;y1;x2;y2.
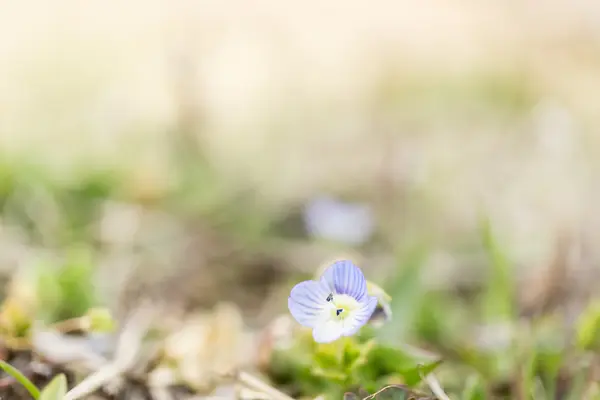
288;260;378;343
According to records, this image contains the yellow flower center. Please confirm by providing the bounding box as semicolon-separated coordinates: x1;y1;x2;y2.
329;294;360;321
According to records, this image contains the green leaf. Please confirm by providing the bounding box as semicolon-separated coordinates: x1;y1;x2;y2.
346;339;376;372
367;282;392;304
367;281;393;324
0;360;41;399
531;378;548;400
361;344;442;387
86;307;116;333
576;300;600;351
314;351;340;370
536;350;562;399
0;297;34;338
519;349;537;399
36;246;97;323
268;336;328;396
341;340;362;369
403;360;443;387
479;216;515;322
462;374;486;400
39;374;68;400
312;367;347;383
566;358;594;400
379;244;428;342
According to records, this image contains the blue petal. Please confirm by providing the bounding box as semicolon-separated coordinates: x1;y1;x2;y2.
320;260;367;300
288;280;330;328
342;296;378;336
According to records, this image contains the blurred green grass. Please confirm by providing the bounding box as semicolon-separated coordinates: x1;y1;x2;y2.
0;144;597;398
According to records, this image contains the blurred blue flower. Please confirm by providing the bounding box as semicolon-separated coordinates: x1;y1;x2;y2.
288;260;377;343
303;196;374;245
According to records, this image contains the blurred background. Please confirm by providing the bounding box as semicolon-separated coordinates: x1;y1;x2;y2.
1;1;600;399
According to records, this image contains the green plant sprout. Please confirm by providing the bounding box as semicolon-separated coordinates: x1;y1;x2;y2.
0;360;68;400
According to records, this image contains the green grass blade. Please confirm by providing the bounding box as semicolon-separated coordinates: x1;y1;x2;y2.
39;374;67;400
0;359;41;399
479;216;515;322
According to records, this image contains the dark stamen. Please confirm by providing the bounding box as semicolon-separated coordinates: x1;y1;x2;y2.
326;294;333;302
336;309;343;316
